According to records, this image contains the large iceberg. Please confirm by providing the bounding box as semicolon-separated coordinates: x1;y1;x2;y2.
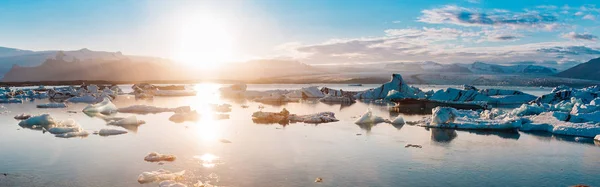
534;85;600;104
428;85;536;105
354;74;426;100
423;107;524;130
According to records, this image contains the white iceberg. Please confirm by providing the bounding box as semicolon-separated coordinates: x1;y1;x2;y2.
534;85;600;104
82;98;117;114
425;107;523;130
284;86;325;98
137;169;185;184
289;112;339;124
521;112;600;138
144;152;177;162
107;116;145;126
354;109;387;124
97;129;128;136
18;114;55;127
117;105;190;114
429;86;536;105
159;180;187;187
54;131;89;138
46;119;89;138
169;111;200;123
36;102;68;108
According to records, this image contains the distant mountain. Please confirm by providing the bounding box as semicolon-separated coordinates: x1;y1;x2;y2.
0;47;151;76
556;57;600;81
214;59;323;80
2;52;190;82
385;61;471;73
467;62;558;74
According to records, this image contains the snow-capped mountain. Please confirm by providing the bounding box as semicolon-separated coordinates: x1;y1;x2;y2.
384;61;559;75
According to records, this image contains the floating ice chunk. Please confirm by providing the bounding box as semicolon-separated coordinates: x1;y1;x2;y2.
431;107;457;125
169;111;200;123
429;87;535;105
426;107;523;130
319;95;355;104
117;105;190;114
18;114;55;127
66;95;104;103
390;116;405;125
144;152;177;162
47;119;82;134
82;98;117;114
97;129;128;136
252;110;288;124
355;109;387;124
254;92;298;103
219;84;247;98
595;135;600;142
55;131;89;138
289;112;339;124
285;86;325;98
14;114;31;120
521;112;600;137
137;169;185;184
87;85;99;93
36;103;68;108
211;104;232;113
0;98;23;103
159;180;187;187
108;116;145;126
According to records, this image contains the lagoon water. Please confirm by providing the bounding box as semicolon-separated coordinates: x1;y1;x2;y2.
1;84;599;187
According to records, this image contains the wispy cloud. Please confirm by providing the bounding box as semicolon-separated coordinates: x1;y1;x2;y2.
561;32;598;41
418;5;560;29
582;14;596;20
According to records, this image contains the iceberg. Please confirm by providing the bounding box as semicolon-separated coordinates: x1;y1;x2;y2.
354;109;387;124
252;110;288;124
117;105;191;114
66;95;104;103
289;112;339;124
144;152;177;162
318;94;356;104
47;119;89;138
521;112;600;138
595;135;600;142
534;85;600;104
284;86;325;98
107;116;145;126
429;86;536;105
424;107;523;130
82;98;117;114
97;129;128;136
36;102;68;108
54;131;89;138
390;116;405;125
169;111;200;123
0;98;23;103
137;169;185;184
219;83;247;98
18;114;55;127
354;74;425;100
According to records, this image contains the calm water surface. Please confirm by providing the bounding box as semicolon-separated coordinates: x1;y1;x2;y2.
0;84;598;187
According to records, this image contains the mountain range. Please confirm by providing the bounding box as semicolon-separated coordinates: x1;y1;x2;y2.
383;61;559;75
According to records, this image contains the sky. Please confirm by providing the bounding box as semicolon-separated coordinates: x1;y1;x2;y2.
0;0;599;67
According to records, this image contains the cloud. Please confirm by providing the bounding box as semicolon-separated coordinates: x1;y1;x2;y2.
582;14;596;20
574;11;584;16
466;0;480;4
537;46;600;55
561;32;598;41
418;5;560;29
536;5;558;10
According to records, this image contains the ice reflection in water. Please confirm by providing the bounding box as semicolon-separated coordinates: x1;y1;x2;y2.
194;153;220;168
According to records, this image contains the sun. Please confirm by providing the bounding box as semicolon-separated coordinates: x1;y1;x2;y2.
174;14;235;69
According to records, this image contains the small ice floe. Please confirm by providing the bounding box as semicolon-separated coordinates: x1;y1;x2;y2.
47;119;89;138
219;139;232;143
354;109;387;125
318;94;356;104
289;112;339;124
144;152;177;162
18;114;55;127
252;108;338;124
96;129;128;136
211;104;232;113
55;131;89;138
390;116;405;125
107;116;145;127
137;169;185;184
82;98;117;114
117;105;190;114
241;105;249;108
169;111;200;123
36;102;68;108
0;98;23;104
14;114;31;120
405;144;422;148
159;180;187;187
595;135;600;142
66;95;104;103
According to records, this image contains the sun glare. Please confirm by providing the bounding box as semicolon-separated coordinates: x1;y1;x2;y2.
175;14;235;69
